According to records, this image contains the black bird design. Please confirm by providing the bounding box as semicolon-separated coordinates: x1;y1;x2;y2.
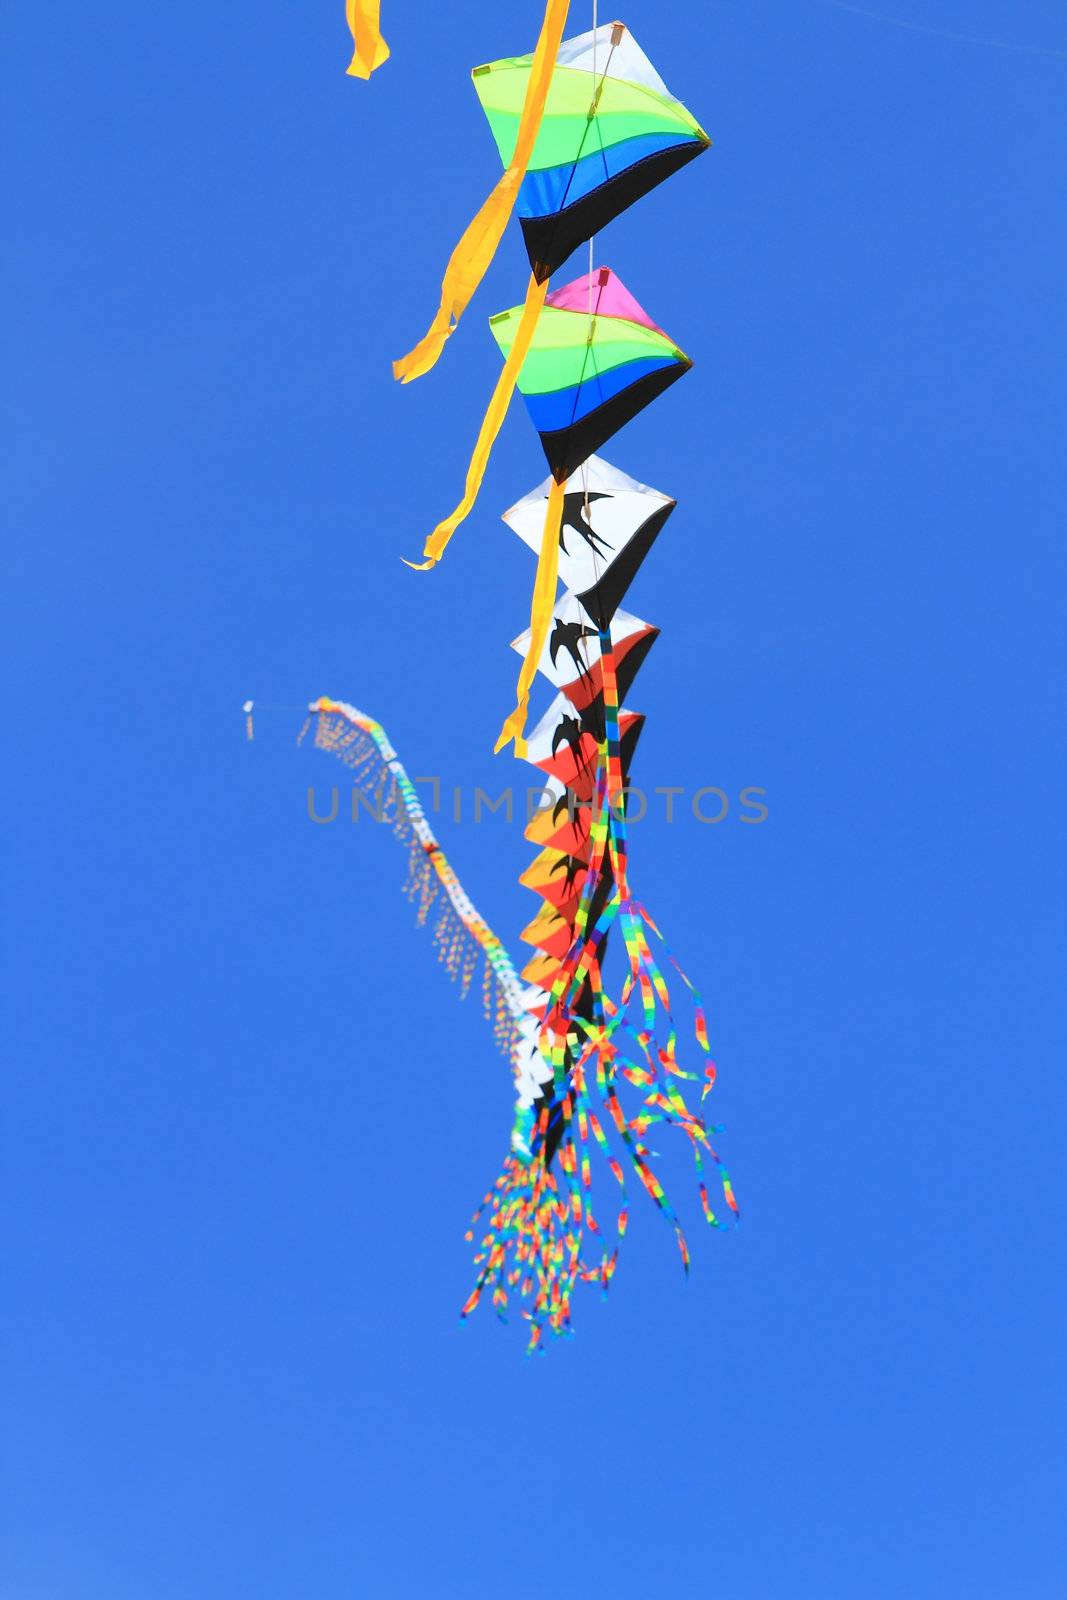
551;791;579;826
551;713;587;772
549;615;599;684
558;491;614;560
546;787;590;828
549;854;587;896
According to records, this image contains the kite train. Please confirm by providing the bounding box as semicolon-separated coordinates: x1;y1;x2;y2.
325;11;738;1349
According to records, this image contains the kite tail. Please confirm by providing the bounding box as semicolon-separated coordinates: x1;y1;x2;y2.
345;0;390;79
404;274;549;572
495;474;566;754
392;0;570;382
464;639;736;1349
462;1071;622;1350
303;699;525;1058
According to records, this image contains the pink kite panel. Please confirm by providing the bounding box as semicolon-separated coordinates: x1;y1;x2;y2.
546;267;667;336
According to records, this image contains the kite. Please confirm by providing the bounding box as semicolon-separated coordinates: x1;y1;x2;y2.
491;268;691;485
489;266;689;755
296;11;739;1348
398;18;708;586
395;16;706;380
474;23;709;282
503;454;675;629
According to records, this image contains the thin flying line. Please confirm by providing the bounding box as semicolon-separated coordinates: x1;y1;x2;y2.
586;0;601;524
589;0;598;326
821;0;1067;59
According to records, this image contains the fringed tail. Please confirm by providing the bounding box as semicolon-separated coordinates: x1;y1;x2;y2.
464;635;737;1350
303;699;526;1060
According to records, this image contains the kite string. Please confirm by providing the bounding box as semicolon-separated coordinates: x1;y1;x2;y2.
589;1;598;292
572;11;617;528
819;0;1067;59
586;0;597;527
497;8;614;751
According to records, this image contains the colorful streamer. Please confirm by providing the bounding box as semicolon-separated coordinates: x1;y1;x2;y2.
495;476;565;755
345;0;390;80
403;275;549;571
392;0;571;383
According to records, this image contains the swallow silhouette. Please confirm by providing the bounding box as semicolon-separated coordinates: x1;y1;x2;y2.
551;791;578;826
549;615;599;684
550;854;587;895
558;491;613;560
551;714;587;771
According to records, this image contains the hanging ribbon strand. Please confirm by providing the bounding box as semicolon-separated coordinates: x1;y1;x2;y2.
345;0;390;79
463;632;738;1349
403;273;549;571
392;0;571;383
495;476;565;754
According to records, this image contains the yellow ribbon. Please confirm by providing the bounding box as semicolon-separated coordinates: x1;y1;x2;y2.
495;475;565;756
345;1;390;79
392;0;570;383
404;272;549;571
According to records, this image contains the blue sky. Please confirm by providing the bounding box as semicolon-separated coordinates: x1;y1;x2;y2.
4;2;1065;1595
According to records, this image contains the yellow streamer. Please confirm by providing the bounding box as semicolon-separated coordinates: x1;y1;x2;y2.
495;476;565;757
346;0;390;79
392;0;570;383
404;273;549;571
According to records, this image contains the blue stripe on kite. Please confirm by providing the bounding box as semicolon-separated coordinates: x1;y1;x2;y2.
517;131;701;221
522;354;681;434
